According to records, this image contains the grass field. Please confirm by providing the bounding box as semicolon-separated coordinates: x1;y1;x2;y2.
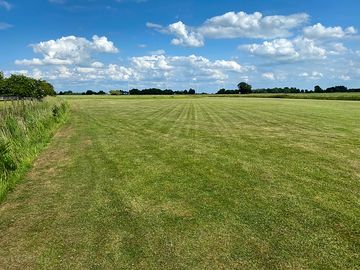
0;96;359;269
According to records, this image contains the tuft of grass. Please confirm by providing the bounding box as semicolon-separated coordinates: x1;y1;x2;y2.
0;98;69;201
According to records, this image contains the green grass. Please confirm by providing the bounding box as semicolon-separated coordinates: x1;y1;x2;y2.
0;98;68;201
0;96;359;269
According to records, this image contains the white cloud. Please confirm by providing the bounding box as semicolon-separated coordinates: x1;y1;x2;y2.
243;37;326;61
128;54;248;83
328;43;348;55
199;11;308;39
147;21;204;47
17;53;250;88
299;71;323;80
262;72;275;80
15;35;118;66
0;0;12;10
339;75;350;81
76;67;97;73
168;21;204;47
147;11;309;47
91;35;118;53
90;61;104;68
303;23;357;39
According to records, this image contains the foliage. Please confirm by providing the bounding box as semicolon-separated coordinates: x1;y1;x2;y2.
0;98;68;201
109;90;128;95
238;82;252;94
128;88;197;95
0;72;56;98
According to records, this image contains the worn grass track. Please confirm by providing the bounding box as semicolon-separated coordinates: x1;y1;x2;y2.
0;96;359;269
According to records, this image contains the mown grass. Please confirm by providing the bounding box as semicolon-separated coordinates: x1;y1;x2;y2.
0;96;359;269
0;98;68;201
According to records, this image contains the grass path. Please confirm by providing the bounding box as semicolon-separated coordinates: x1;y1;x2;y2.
0;97;359;269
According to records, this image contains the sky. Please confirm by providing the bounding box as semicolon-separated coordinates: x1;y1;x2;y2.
1;0;360;92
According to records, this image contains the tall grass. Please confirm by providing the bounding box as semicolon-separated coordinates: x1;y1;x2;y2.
0;98;68;201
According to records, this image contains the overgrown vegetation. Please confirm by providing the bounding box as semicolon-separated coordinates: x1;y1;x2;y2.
0;98;68;201
0;72;56;99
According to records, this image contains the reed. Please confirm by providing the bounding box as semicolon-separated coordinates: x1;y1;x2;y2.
0;98;68;201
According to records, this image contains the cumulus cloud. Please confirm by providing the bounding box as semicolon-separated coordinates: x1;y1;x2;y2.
243;37;327;61
129;54;247;83
199;11;308;39
168;21;204;47
303;23;357;39
15;35;118;66
147;21;204;47
299;71;323;80
147;11;309;47
15;53;250;88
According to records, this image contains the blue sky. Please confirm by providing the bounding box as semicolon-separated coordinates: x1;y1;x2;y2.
1;0;360;92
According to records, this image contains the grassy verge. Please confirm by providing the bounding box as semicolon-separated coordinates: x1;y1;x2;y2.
0;98;68;201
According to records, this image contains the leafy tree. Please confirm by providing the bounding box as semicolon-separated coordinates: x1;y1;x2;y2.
188;88;196;95
39;80;56;96
110;90;121;95
0;71;4;95
314;85;323;93
238;82;252;94
129;88;141;95
217;88;226;94
85;90;96;95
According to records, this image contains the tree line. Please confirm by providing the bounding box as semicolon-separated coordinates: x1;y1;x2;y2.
217;82;360;95
0;72;56;99
58;88;197;95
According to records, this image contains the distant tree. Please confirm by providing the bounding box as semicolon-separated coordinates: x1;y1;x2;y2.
188;88;196;95
238;82;252;94
163;89;174;95
110;90;121;95
129;88;141;95
325;86;347;93
98;90;106;95
314;85;323;93
217;88;226;94
85;90;96;95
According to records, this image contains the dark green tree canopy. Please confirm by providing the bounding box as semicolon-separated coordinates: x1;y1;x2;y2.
238;82;252;94
0;72;56;98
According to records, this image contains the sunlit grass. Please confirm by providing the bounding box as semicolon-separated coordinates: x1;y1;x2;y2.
0;96;359;269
